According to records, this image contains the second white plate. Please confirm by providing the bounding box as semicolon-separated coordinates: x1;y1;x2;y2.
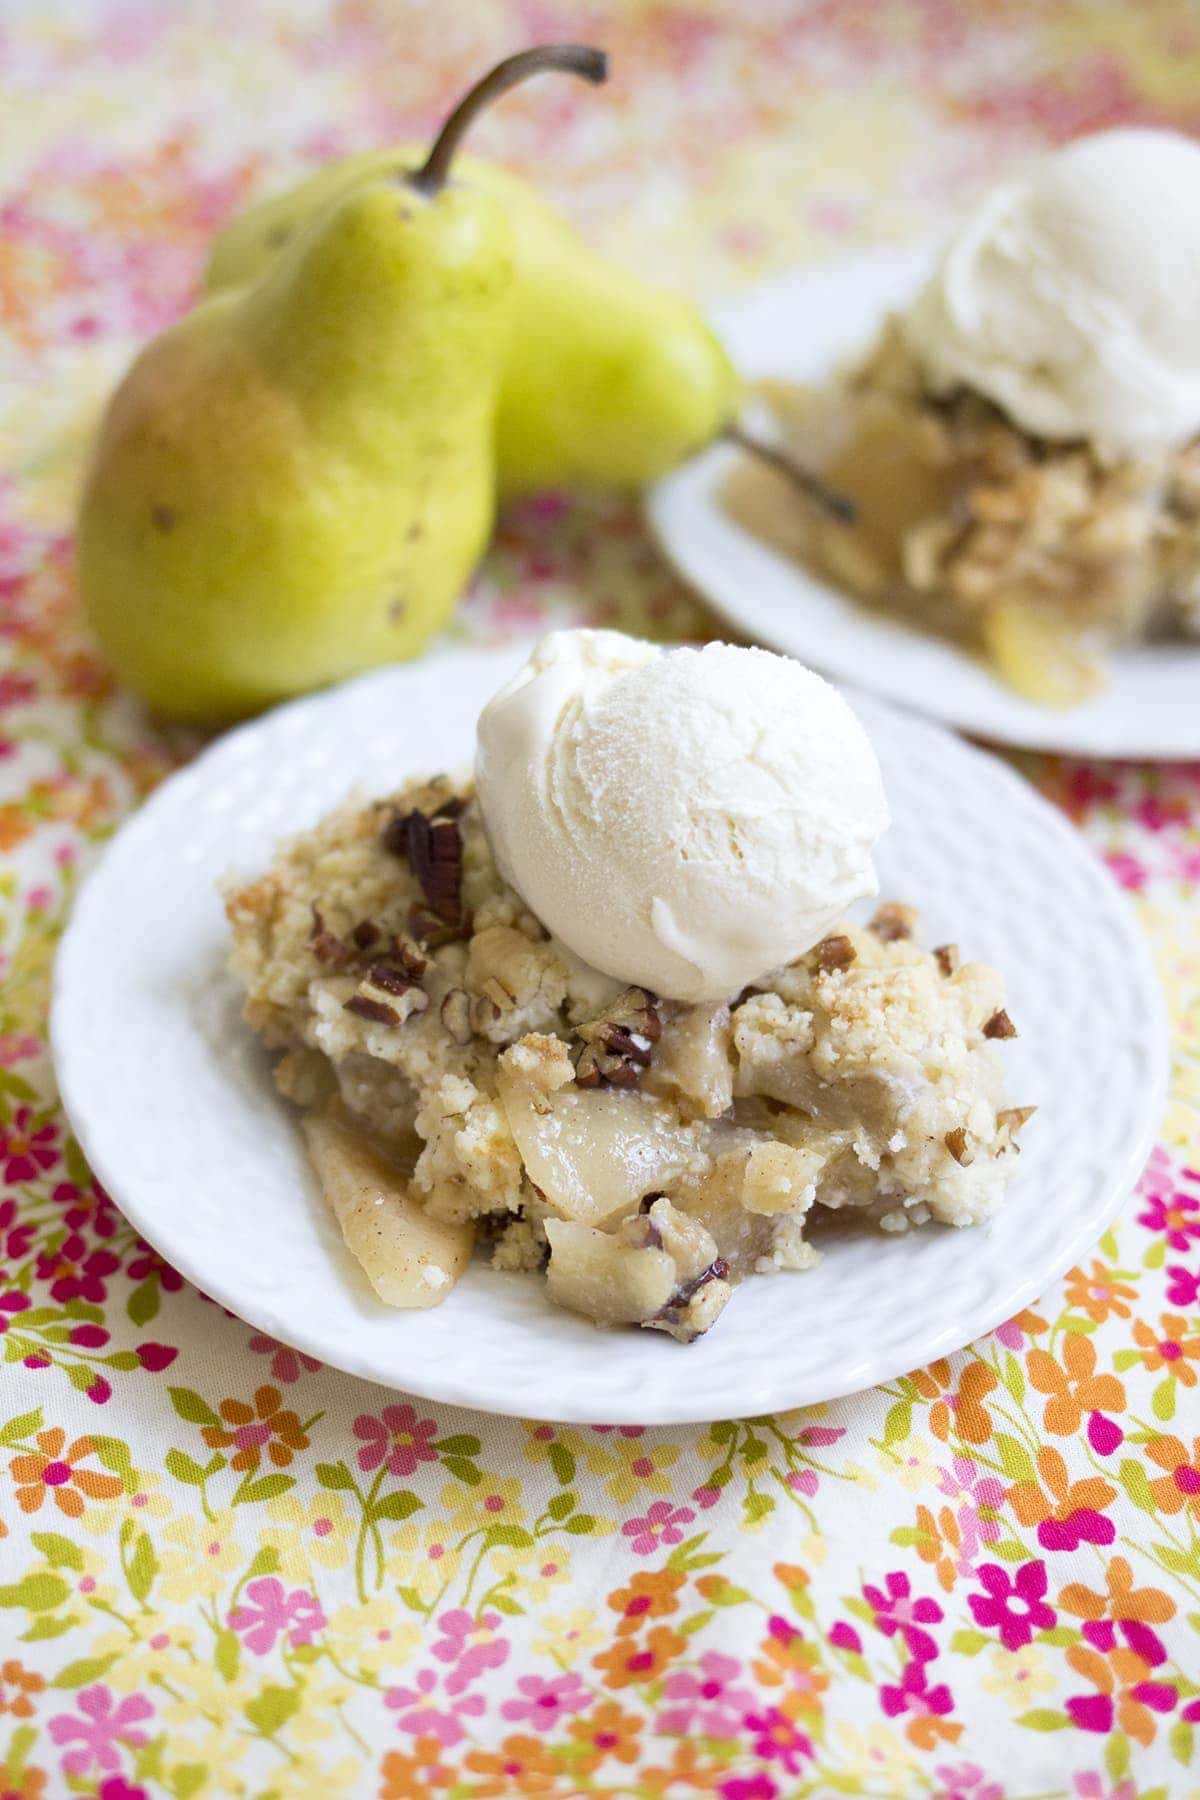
52;647;1167;1423
648;247;1200;758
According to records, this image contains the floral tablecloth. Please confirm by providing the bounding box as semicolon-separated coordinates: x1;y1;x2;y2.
3;3;1200;1796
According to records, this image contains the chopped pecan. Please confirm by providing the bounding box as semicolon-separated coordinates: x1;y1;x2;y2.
997;1105;1036;1135
933;943;960;977
366;961;415;996
814;933;856;971
384;805;463;923
408;903;470;948
470;993;501;1034
983;1008;1017;1040
344;994;400;1027
309;907;351;967
575;988;662;1089
869;902;918;943
944;1126;974;1166
652;1258;731;1342
351;919;381;951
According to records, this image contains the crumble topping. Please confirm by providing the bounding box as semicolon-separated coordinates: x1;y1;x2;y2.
225;775;1030;1339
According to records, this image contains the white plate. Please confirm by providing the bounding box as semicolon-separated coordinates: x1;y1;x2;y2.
648;247;1200;758
51;647;1167;1424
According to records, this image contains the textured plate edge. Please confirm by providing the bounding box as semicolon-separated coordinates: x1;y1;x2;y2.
49;659;1171;1425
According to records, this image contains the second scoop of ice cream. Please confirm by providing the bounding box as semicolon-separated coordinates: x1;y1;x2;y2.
475;629;889;1002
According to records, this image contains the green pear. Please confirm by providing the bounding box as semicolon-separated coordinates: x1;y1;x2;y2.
78;48;604;719
205;125;740;496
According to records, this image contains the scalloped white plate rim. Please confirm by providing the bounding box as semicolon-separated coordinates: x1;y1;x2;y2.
51;646;1168;1423
647;245;1200;759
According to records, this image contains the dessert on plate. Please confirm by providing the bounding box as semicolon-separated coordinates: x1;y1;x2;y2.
226;631;1031;1340
726;129;1200;706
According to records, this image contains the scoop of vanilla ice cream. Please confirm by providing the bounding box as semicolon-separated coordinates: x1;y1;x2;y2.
903;128;1200;455
475;630;889;1002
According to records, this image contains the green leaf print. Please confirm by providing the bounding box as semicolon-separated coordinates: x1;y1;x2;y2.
371;1490;422;1523
167;1386;221;1427
127;1530;158;1603
0;1572;70;1611
0;1408;43;1446
245;1684;301;1734
51;1653;118;1687
1152;1374;1177;1421
315;1459;356;1491
30;1531;85;1571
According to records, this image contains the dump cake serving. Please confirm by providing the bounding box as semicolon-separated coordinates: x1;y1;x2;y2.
727;129;1200;706
226;632;1030;1340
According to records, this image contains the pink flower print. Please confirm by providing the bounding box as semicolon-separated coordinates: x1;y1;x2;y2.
430;1609;509;1694
1087;1411;1124;1456
248;1333;322;1384
1105;851;1146;893
126;1240;183;1292
880;1659;956;1727
500;1673;590;1730
862;1570;943;1661
0;1197;35;1262
743;1705;813;1774
35;1234;120;1305
720;1778;777;1800
934;1763;1004;1800
0;1107;58;1182
353;1403;438;1477
621;1499;695;1555
692;1483;721;1509
98;1781;149;1800
785;1468;818;1497
229;1577;326;1654
1073;1776;1136;1800
0;1289;30;1333
796;1424;844;1447
1138;1188;1200;1252
967;1562;1055;1651
590;1424;644;1436
1166;1264;1200;1307
51;1179;118;1239
658;1652;755;1736
49;1685;153;1776
385;1668;485;1746
829;1621;862;1653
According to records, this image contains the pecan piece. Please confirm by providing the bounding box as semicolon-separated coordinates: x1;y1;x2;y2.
351;919;381;951
869;902;918;943
309;907;351;967
933;943;960;977
983;1008;1017;1040
814;933;856;972
943;1126;974;1166
652;1259;731;1343
575;988;662;1089
366;961;415;996
384;801;464;924
344;994;400;1027
997;1105;1036;1136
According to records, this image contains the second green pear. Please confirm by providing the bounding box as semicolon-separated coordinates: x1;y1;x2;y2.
206;149;739;495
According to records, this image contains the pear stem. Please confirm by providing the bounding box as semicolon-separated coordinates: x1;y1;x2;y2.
411;44;608;196
725;425;856;524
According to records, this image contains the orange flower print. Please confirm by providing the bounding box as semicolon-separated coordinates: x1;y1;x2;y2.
1026;1334;1124;1434
1132;1314;1200;1384
1059;1555;1175;1628
593;1624;686;1690
9;1430;122;1519
1009;1445;1116;1552
200;1385;309;1471
606;1569;685;1636
1146;1435;1200;1518
641;1742;725;1794
565;1700;642;1769
380;1738;452;1796
1065;1639;1176;1748
910;1358;996;1445
462;1735;558;1797
1064;1260;1137;1324
914;1504;964;1593
752;1615;829;1718
0;1659;45;1718
0;1766;47;1800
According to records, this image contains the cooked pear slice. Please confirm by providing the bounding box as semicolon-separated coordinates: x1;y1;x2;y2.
497;1061;700;1228
981;602;1104;707
544;1219;677;1326
302;1110;473;1309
